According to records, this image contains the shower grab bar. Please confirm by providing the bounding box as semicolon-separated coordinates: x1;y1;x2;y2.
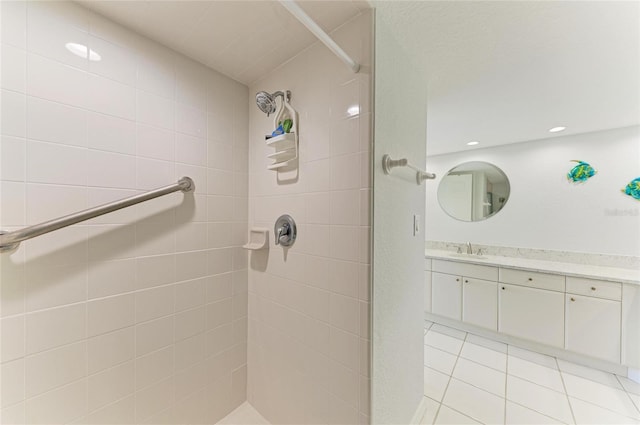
0;177;195;253
382;154;436;185
279;0;360;73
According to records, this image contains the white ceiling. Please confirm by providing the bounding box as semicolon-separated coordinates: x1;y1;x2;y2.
76;0;369;85
376;1;640;156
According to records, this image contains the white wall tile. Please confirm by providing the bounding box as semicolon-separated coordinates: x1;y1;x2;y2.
135;346;174;390
2;44;26;92
2;3;250;421
86;73;135;120
87;294;134;337
27;141;87;185
26;4;89;70
176;103;207;138
27;54;87;108
1;315;25;363
25;379;87;425
27;96;87;147
87;360;134;412
136;123;175;162
87;112;136;155
26;303;85;355
135;285;174;324
1;136;26;181
1;89;26;137
135;315;174;356
1;358;25;408
87;327;134;374
88;36;137;86
0;181;26;226
1;1;26;48
176;133;207;166
25;341;87;398
137;90;174;130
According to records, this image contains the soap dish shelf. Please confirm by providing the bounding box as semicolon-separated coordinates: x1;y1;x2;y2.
242;228;269;250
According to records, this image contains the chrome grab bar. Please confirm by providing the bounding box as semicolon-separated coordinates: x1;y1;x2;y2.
0;177;195;253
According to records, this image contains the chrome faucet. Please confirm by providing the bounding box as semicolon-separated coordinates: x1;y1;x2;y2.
466;242;472;254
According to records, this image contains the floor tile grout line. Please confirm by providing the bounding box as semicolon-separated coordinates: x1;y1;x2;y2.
431;330;470;425
555;356;577;424
616;374;640;415
504;348;509;425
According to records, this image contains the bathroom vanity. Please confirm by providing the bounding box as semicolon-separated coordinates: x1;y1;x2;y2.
424;249;640;372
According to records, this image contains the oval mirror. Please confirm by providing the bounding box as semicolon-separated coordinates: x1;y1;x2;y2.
437;161;510;222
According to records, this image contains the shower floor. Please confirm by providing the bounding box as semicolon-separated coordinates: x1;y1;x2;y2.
217;402;270;425
420;322;640;424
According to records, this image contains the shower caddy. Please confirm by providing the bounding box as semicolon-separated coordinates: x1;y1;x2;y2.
266;90;299;171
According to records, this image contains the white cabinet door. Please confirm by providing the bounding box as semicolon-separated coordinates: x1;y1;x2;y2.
463;278;497;331
432;272;462;320
424;271;432;313
499;284;564;348
565;294;621;363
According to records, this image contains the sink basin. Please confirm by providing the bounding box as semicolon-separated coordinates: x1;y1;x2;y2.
447;252;488;260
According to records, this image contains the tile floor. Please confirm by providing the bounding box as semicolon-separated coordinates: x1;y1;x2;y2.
421;322;640;424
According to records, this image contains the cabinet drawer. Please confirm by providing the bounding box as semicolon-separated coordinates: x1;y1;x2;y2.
499;268;565;292
566;277;621;301
432;260;498;281
424;259;433;271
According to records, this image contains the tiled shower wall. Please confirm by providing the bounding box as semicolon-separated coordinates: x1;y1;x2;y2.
0;2;249;423
247;11;373;424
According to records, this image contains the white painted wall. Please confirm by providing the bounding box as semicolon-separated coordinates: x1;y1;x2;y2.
426;126;640;257
372;7;427;424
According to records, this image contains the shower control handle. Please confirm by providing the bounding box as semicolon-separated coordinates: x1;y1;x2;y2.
274;215;297;247
276;223;290;245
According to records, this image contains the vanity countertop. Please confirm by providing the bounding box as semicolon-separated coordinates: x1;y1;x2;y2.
425;249;640;285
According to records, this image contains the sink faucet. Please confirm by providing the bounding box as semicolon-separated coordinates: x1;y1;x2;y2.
466;242;472;254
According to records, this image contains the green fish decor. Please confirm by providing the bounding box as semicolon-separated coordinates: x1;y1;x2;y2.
567;160;596;183
622;177;640;200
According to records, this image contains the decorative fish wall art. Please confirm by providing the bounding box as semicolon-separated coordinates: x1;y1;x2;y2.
567;160;597;183
622;177;640;200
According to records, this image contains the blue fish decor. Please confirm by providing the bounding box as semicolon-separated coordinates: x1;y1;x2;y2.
622;177;640;200
567;160;597;183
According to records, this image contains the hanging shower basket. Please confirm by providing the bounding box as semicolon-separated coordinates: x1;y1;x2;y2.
266;90;299;171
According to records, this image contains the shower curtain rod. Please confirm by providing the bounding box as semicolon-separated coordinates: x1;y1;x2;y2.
279;0;361;73
0;177;195;253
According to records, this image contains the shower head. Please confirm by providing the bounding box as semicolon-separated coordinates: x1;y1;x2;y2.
255;90;290;117
256;91;278;116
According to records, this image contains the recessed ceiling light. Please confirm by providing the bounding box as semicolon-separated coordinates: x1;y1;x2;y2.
65;42;101;61
467;141;479;146
549;126;566;133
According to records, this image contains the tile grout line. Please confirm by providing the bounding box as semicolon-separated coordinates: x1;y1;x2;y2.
430;329;469;424
615;374;640;415
503;346;508;425
555;356;577;424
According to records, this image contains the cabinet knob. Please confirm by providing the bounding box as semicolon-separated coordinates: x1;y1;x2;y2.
465;279;469;283
456;278;460;282
528;278;533;281
591;287;596;291
570;297;576;302
501;286;505;290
